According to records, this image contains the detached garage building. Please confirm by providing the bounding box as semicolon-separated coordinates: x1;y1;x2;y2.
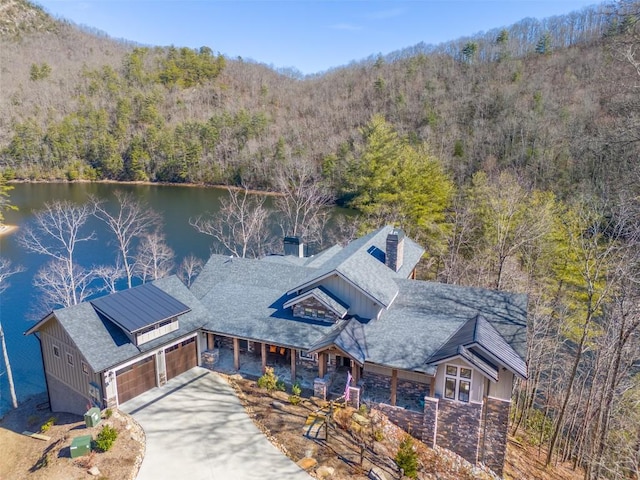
25;276;207;415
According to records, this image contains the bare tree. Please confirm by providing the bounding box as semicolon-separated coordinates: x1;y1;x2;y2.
19;200;95;306
33;260;97;309
273;161;333;247
177;254;203;287
93;191;160;288
0;258;24;409
190;187;273;258
135;230;175;282
93;261;125;294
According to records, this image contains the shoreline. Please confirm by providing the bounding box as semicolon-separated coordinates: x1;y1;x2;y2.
0;224;17;237
7;178;284;197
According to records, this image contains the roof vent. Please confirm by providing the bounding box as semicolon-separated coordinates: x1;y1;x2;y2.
284;236;304;258
385;229;404;272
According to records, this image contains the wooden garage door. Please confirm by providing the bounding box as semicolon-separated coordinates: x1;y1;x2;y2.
165;337;197;380
116;356;156;404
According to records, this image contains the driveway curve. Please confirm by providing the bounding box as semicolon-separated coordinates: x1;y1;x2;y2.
121;367;311;480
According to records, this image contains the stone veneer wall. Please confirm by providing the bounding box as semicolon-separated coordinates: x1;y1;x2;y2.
435;399;482;465
363;372;429;406
374;403;427;441
293;297;340;322
478;397;510;476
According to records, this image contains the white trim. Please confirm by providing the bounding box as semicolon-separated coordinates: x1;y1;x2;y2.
487;395;511;403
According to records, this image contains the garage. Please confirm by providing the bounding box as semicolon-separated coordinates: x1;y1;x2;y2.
165;337;197;380
117;355;157;404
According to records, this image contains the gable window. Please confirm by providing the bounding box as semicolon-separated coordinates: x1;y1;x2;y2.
66;352;74;366
82;361;90;375
444;365;472;402
304;308;314;317
53;345;60;358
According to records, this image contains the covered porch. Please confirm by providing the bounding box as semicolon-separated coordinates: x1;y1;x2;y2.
199;332;318;389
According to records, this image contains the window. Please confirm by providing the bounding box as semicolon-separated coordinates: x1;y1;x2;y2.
66;352;74;366
444;365;472;402
304;308;314;317
82;361;90;375
53;345;60;358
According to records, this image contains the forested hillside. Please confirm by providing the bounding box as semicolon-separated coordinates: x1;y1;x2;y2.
2;1;640;478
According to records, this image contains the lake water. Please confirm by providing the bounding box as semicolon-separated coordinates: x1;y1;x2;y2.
0;182;341;417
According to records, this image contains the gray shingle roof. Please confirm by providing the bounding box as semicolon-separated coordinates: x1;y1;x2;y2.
308;318;367;365
428;315;527;378
42;276;207;373
191;255;339;348
359;279;527;374
283;286;349;318
287;226;425;308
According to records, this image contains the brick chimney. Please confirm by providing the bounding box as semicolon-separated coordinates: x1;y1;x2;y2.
385;229;404;272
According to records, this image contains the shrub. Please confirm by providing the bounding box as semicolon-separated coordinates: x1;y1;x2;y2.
358;403;368;416
291;382;302;397
395;435;418;479
40;416;56;433
373;429;385;442
275;379;286;392
95;424;118;452
257;366;279;391
103;408;113;419
288;395;301;405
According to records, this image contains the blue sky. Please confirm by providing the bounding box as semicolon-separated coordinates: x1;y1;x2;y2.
36;0;599;75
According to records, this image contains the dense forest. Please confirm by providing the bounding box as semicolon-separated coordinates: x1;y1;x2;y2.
2;0;640;478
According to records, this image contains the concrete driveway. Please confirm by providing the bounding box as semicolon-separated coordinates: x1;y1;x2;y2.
120;367;311;480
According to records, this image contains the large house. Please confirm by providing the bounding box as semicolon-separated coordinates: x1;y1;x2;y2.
26;226;527;474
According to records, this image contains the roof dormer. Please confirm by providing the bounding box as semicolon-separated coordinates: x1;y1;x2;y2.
91;283;191;346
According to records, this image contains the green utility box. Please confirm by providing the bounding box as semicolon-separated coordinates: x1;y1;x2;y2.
70;435;92;458
84;407;101;428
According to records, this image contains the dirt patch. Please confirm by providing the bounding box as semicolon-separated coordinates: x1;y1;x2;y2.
0;394;144;480
227;375;584;480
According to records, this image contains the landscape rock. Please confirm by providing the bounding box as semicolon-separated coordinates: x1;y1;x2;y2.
272;400;285;410
352;412;370;426
316;465;335;478
88;466;101;476
368;466;389;480
296;457;318;470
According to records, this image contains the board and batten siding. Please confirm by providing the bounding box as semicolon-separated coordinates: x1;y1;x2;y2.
319;275;382;319
434;358;514;403
39;317;103;413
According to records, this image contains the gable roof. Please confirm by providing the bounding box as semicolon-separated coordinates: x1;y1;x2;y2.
282;286;349;318
287;226;425;308
90;282;190;334
27;276;207;373
308;318;367;365
428;315;528;379
350;279;527;375
191;255;340;349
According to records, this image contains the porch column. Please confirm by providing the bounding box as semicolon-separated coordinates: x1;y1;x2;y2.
261;342;267;373
351;361;360;384
290;348;297;383
430;376;436;398
233;337;240;371
390;369;398;406
318;352;327;378
207;333;215;350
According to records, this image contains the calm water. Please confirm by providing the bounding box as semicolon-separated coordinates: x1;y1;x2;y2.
0;182;333;416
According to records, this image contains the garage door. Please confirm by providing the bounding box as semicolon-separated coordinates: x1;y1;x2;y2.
165;337;197;380
117;356;157;404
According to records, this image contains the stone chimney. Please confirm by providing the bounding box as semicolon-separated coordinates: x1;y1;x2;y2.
385;229;404;272
284;236;304;258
